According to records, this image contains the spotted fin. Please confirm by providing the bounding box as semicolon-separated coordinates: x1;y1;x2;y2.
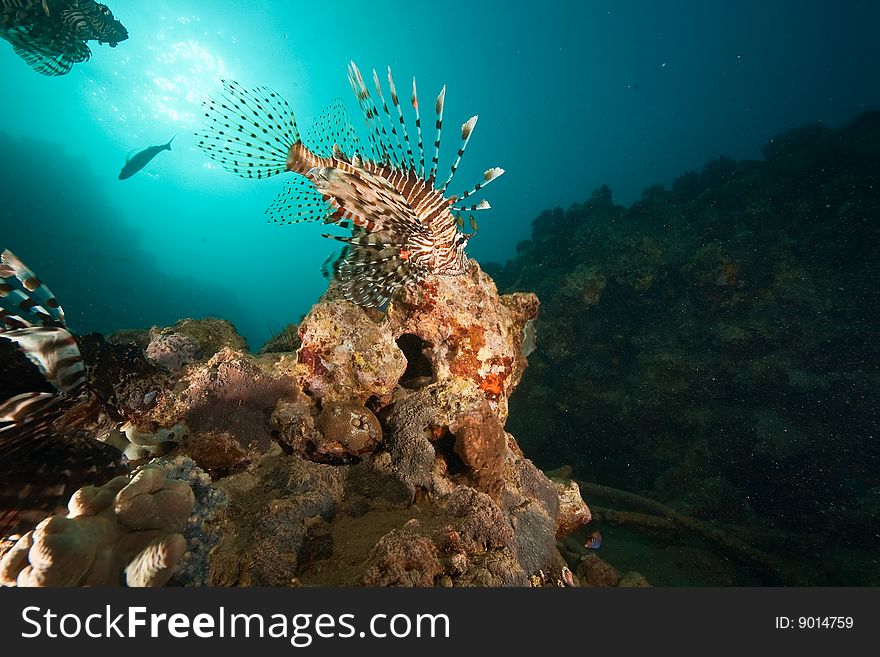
195;79;301;179
302;98;363;161
266;176;333;226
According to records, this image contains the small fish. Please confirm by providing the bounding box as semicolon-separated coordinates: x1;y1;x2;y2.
561;566;576;587
196;62;504;308
118;136;174;180
584;530;603;549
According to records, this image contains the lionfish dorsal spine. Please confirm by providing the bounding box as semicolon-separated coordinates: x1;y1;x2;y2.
460;166;506;200
452;199;492;213
440;115;479;194
348;62;391;165
387;67;416;172
371;68;408;170
411;77;426;178
428;85;446;182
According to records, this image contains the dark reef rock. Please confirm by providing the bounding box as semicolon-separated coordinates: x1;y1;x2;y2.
5;258;572;588
493;112;880;556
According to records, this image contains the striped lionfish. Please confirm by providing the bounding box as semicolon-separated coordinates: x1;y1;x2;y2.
196;62;504;308
0;249;125;537
0;0;127;76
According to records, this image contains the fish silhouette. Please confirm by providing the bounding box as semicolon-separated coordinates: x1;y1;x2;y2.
118;136;173;180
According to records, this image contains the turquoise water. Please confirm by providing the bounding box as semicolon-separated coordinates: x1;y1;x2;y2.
1;1;877;349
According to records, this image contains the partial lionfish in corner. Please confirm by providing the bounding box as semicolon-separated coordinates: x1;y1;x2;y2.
0;0;128;76
196;62;504;308
0;249;125;537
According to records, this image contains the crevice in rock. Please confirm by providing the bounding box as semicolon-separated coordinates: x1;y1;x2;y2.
396;334;435;389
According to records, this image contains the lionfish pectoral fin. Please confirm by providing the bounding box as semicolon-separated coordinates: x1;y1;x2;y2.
325;234;420;308
265;175;334;226
2;328;86;393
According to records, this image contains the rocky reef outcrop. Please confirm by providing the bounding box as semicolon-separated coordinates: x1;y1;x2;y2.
489;112;880;583
0;463;195;586
2;260;595;587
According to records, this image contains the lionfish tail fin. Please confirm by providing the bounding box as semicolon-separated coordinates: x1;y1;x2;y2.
195;80;301;179
0;250;65;329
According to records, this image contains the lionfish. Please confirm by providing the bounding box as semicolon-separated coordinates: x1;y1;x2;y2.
0;0;127;76
0;249;125;537
196;62;504;308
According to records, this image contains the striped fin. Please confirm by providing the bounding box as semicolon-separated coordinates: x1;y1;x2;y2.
323;233;423;308
387;67;415;172
452;199;491;212
195;80;300;179
0;416;128;540
302;98;362;160
309;164;435;242
428;85;446;182
411;77;426;177
1;327;86;393
440;115;478;194
372;68;406;169
459;167;506;200
3;24;91;76
0;249;65;328
0;391;67;463
0;391;58;424
266;176;333;225
348;61;392;165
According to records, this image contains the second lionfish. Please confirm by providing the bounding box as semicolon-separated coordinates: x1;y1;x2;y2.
196;62;504;308
0;0;128;76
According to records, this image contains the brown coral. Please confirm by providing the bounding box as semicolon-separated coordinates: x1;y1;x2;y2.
295;301;406;402
0;464;194;587
148;348;295;457
361;529;441;587
315;402;382;459
449;403;506;500
554;480;592;538
388;263;539;420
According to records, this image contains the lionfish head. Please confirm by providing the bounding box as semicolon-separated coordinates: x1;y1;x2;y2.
64;1;128;45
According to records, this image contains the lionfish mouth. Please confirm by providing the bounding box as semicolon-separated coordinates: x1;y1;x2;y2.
195;63;505;309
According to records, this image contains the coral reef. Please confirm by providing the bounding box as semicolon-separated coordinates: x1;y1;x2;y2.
1;464;194;586
145;330;202;372
20;257;570;588
491;112;880;584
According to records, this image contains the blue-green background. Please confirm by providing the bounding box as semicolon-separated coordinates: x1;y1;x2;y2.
1;0;877;349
